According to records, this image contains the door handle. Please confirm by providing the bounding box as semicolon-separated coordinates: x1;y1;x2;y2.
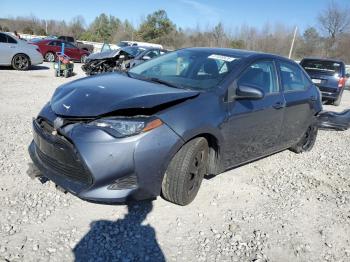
273;101;285;109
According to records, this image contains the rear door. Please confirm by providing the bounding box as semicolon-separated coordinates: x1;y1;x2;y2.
223;59;285;168
0;33;17;65
278;60;316;147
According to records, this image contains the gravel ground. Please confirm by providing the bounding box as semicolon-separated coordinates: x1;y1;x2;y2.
0;63;349;262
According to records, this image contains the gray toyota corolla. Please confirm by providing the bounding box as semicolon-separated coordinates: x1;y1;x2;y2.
29;48;322;205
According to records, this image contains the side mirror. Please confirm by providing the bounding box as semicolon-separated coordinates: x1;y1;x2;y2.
236;84;264;100
142;55;151;61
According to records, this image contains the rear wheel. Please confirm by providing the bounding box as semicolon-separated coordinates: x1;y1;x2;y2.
12;54;30;70
44;52;55;62
333;92;343;106
162;137;209;206
289;124;318;153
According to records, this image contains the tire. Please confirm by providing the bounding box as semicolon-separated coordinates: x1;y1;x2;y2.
64;70;69;78
162;137;209;206
44;52;55;62
333;92;343;106
12;54;30;70
80;54;87;63
289;124;318;154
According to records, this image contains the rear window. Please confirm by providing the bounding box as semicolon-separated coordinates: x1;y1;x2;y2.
301;60;342;75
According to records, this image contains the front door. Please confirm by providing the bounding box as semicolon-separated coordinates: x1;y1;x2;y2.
222;60;285;169
64;42;79;60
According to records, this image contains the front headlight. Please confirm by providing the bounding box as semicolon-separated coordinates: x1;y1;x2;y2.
87;117;163;138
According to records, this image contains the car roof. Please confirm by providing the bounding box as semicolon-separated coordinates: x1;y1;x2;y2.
301;57;345;64
182;47;293;61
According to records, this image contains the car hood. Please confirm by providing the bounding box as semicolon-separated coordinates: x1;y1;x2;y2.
50;73;199;117
87;50;120;61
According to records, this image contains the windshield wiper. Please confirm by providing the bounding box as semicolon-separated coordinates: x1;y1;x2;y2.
146;77;183;89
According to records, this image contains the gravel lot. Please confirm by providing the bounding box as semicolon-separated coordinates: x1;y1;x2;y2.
0;62;349;262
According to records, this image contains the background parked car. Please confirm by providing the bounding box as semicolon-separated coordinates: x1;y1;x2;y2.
82;46;168;75
0;32;43;70
57;36;94;53
31;39;90;63
116;40;163;49
300;58;349;106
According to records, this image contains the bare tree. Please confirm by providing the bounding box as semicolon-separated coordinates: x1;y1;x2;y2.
318;1;350;41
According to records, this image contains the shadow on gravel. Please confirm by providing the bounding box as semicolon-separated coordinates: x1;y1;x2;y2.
30;65;50;70
0;65;49;71
73;201;165;262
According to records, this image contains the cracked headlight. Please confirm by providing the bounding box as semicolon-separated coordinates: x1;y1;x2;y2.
87;117;163;138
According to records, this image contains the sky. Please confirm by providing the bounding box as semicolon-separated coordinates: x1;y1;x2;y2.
0;0;349;32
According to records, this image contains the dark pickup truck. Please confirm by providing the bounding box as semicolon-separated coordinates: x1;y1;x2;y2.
58;36;94;53
300;58;349;106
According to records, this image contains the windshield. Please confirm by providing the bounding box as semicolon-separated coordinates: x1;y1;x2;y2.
128;49;241;90
301;60;342;75
117;41;130;47
121;46;146;57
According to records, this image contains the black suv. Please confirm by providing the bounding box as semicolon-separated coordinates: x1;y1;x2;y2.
300;58;348;106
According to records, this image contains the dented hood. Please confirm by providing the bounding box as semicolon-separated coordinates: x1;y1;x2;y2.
86;49;121;61
50;73;199;117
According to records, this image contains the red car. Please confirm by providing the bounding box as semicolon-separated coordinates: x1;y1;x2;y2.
31;39;90;63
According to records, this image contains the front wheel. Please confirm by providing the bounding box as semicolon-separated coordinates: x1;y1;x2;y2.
80;54;88;63
162;137;209;206
289;124;318;153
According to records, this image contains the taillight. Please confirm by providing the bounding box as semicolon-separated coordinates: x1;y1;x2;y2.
338;77;346;88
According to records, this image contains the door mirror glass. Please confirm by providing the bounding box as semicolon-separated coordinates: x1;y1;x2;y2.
236;84;264;100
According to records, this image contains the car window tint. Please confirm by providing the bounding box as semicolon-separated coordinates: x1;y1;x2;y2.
65;42;76;48
238;60;279;94
279;61;308;91
7;35;17;44
144;50;159;59
0;33;7;43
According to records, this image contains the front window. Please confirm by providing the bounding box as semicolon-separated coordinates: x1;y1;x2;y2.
65;42;76;49
238;60;279;94
129;50;241;90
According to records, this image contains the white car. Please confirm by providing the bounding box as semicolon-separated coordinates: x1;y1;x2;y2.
117;40;163;49
0;32;43;70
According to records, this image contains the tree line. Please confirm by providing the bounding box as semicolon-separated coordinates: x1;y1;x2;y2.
1;1;349;62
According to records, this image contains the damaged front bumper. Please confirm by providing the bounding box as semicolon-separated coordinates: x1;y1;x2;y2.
28;117;183;204
317;109;350;131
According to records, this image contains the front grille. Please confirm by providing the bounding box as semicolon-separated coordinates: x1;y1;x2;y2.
36;147;92;184
33;119;92;185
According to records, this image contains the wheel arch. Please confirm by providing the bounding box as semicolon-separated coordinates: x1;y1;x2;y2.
181;132;223;176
